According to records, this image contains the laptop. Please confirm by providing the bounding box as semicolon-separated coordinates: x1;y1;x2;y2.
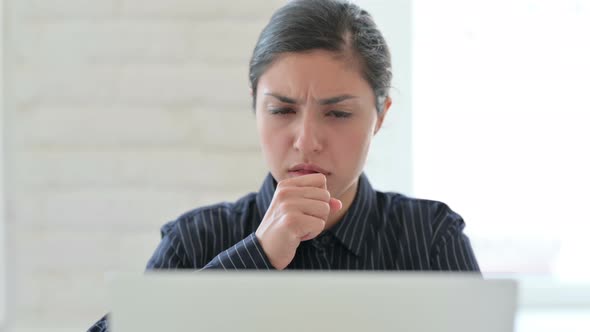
107;271;517;332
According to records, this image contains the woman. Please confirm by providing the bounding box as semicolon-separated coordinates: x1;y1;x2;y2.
89;0;479;330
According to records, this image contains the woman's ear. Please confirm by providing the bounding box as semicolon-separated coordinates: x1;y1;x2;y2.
374;97;392;135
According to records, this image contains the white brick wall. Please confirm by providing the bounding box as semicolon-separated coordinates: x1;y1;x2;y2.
4;0;284;329
1;0;6;326
16;105;260;147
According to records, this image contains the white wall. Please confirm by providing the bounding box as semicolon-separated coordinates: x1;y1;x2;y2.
0;0;6;327
357;0;413;196
3;1;284;330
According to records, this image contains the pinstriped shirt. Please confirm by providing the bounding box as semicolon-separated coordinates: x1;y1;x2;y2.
88;173;479;331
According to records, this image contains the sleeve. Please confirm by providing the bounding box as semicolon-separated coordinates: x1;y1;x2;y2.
430;210;480;272
87;314;109;332
146;221;188;269
146;219;274;271
202;233;273;270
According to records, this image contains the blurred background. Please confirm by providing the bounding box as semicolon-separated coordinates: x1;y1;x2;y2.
1;0;589;331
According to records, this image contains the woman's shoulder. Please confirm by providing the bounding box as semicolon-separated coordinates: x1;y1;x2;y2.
374;191;479;272
375;190;466;237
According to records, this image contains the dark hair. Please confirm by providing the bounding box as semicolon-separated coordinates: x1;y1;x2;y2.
249;0;392;113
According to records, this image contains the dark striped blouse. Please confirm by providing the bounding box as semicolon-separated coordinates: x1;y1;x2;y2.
88;173;479;331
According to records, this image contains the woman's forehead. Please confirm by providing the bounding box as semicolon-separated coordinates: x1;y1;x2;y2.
258;50;372;100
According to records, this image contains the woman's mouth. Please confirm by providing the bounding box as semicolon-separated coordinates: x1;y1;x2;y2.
287;163;330;177
288;169;321;176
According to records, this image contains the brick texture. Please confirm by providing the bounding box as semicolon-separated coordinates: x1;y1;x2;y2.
4;0;284;329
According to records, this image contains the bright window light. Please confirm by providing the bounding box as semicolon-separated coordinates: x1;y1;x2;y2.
413;0;590;278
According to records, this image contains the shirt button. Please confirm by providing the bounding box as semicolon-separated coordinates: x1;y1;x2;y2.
319;235;332;246
311;238;324;250
313;233;334;248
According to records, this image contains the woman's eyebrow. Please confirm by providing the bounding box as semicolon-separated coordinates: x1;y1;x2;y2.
264;93;298;104
318;94;358;105
264;93;358;105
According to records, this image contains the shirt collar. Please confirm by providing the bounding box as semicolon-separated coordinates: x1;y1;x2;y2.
255;173;378;257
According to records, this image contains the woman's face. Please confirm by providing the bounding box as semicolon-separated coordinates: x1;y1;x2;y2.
255;50;390;201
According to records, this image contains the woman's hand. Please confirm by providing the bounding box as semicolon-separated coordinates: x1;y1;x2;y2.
255;173;342;270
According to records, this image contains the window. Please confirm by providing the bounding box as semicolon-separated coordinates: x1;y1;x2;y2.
361;0;589;278
412;0;589;278
361;0;413;196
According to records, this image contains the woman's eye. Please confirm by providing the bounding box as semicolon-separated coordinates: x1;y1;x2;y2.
327;110;352;118
269;108;295;115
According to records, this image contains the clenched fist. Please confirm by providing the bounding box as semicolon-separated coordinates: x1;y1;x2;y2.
255;173;342;270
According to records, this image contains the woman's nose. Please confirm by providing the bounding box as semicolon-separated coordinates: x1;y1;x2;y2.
293;114;322;154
